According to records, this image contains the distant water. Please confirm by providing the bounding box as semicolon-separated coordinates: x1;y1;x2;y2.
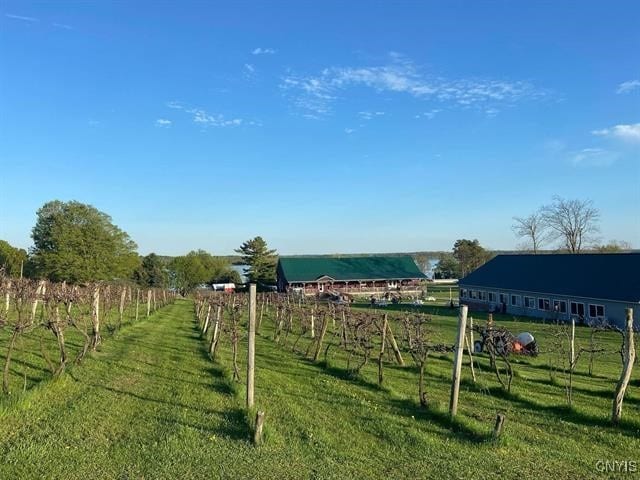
231;264;249;283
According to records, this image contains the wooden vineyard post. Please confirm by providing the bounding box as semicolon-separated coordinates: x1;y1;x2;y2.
312;314;330;362
118;287;126;328
612;308;636;424
202;304;212;335
91;286;101;350
31;280;46;322
449;305;468;417
4;280;10;314
493;413;506;439
386;322;405;366
469;316;474;349
247;284;257;409
310;308;315;339
378;314;388;385
254;411;265;445
146;290;152;318
464;334;476;383
209;305;222;360
135;289;140;322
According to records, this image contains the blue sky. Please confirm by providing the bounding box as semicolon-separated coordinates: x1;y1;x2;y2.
1;1;639;256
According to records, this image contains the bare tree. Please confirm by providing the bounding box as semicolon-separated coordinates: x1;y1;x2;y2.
541;196;600;253
512;212;547;254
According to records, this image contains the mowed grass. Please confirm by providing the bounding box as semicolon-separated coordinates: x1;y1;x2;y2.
0;298;638;479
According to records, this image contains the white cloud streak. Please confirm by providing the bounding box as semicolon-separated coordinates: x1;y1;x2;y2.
592;123;640;143
358;111;385;120
52;22;73;30
252;47;276;55
415;109;441;119
164;101;255;128
155;119;172;127
5;13;39;22
616;80;640;94
571;148;618;167
281;53;547;116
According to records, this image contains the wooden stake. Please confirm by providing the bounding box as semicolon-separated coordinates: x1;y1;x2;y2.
612;308;636;424
378;314;388;385
202;304;212;334
312;314;330;362
449;305;468;417
135;289;140;322
493;413;506;439
386;322;405;366
146;290;152;318
247;284;257;409
464;334;476;383
254;411;265;445
118;287;126;327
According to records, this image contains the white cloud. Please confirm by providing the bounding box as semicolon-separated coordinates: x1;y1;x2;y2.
344;128;355;134
281;53;546;116
616;80;640;94
155;119;172;127
571;148;618;167
592;123;640;143
164;101;253;128
5;13;39;22
415;109;441;119
358;111;385;120
244;63;255;73
252;47;276;55
52;22;73;30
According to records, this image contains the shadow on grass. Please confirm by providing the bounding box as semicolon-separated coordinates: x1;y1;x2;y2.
387;396;493;444
476;385;640;439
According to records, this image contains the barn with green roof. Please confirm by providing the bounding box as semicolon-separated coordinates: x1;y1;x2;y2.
276;255;427;294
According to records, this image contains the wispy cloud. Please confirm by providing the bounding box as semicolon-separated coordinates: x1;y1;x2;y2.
616;80;640;94
344;128;355;134
252;47;276;55
52;22;73;30
592;123;640;143
155;119;172;128
358;111;385;120
243;63;256;79
164;101;256;128
5;13;39;22
281;53;547;116
571;148;618;167
414;109;441;120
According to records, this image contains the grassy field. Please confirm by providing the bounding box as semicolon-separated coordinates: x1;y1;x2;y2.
0;298;638;479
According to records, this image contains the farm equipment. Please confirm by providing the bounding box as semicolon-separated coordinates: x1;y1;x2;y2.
473;328;539;356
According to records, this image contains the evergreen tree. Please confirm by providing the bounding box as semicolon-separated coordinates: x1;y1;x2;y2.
235;236;277;284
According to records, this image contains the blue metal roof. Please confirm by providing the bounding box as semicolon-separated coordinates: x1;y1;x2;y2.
459;253;640;303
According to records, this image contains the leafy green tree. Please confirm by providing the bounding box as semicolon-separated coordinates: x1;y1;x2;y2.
452;239;491;277
433;253;460;279
169;250;238;293
235;236;277;284
0;240;28;277
30;200;139;283
134;253;169;287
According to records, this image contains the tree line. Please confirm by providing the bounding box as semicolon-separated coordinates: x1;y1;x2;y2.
0;200;279;293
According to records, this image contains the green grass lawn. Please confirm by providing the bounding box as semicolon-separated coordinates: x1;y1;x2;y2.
0;298;638;479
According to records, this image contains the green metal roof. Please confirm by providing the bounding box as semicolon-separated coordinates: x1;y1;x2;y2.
277;256;427;283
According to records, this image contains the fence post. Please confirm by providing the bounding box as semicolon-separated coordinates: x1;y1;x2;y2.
247;283;257;409
146;290;152;318
449;304;468;417
612;308;636;424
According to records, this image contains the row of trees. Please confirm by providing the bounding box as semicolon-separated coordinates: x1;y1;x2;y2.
1;200;279;292
512;195;630;254
432;196;632;279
